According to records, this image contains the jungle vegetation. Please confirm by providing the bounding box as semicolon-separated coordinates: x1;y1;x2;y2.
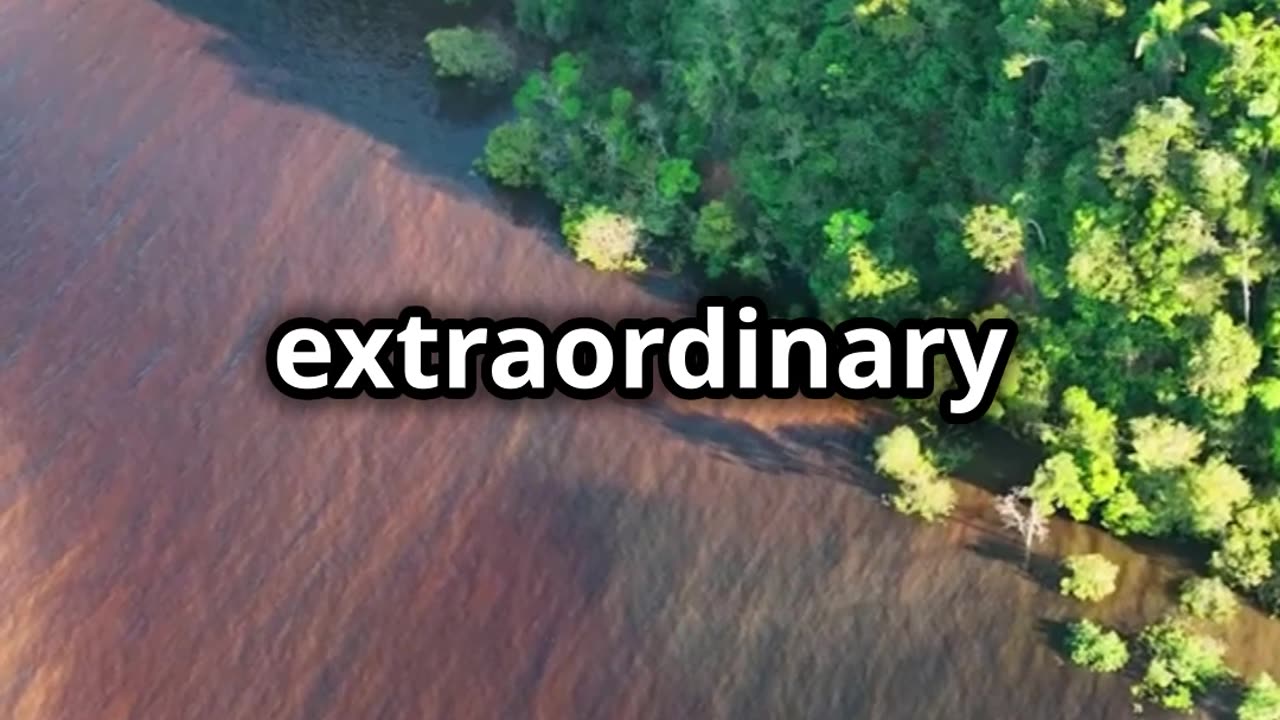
472;0;1280;619
445;0;1280;711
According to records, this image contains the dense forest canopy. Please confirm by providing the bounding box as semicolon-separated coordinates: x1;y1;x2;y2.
464;0;1280;620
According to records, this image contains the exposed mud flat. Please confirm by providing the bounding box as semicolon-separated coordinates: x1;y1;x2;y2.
1;1;1277;718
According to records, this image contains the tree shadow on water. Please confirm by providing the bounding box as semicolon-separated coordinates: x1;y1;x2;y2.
643;404;813;477
774;422;874;473
151;0;521;205
1036;617;1074;659
507;477;911;718
640;404;894;497
969;535;1061;593
147;0;725;295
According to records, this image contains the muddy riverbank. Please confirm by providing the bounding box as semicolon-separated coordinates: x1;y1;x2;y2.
1;1;1277;718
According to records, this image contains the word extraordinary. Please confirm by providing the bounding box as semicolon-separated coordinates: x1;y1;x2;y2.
266;298;1018;423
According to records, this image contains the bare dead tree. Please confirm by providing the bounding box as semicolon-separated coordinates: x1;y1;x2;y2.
994;486;1049;570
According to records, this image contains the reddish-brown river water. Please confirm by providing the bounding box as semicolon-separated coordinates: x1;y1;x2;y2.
2;1;1277;718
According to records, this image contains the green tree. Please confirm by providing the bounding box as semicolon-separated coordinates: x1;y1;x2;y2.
986;340;1053;428
1187;312;1262;416
961;205;1024;274
1240;673;1280;720
1211;499;1280;590
479;119;543;188
1101;484;1157;536
1066;210;1139;311
889;477;958;523
562;206;647;272
1133;620;1229;712
1212;525;1277;590
810;210;916;322
1061;554;1120;602
1128;416;1205;475
1177;576;1239;623
1042;387;1123;502
1045;387;1120;460
425;28;517;86
1030;452;1094;521
1190;148;1249;219
691;201;764;282
1124;417;1251;538
1065;619;1130;672
655;158;700;199
874;426;936;486
1181;456;1253;537
1099;98;1198;190
873;426;956;522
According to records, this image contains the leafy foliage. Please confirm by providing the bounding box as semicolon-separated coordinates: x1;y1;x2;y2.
1177;576;1239;623
874;426;934;485
1240;674;1280;720
889;477;959;523
692;201;756;280
873;426;956;522
1065;619;1130;673
1132;620;1229;712
1211;498;1280;590
1186;312;1261;416
425;28;516;86
1061;553;1120;602
562;206;647;272
480;119;543;187
483;0;1280;615
1030;452;1092;521
811;210;916;322
962;206;1025;274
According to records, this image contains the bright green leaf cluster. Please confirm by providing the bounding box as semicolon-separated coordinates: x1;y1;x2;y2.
1132;620;1229;712
425;28;517;87
1060;553;1120;602
1177;576;1239;623
873;426;957;523
1065;619;1130;673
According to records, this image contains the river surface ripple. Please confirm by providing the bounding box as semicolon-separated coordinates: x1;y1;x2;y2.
1;1;1277;718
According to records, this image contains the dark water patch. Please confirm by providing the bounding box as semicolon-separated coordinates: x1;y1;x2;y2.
152;0;510;195
970;536;1062;593
644;404;813;476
